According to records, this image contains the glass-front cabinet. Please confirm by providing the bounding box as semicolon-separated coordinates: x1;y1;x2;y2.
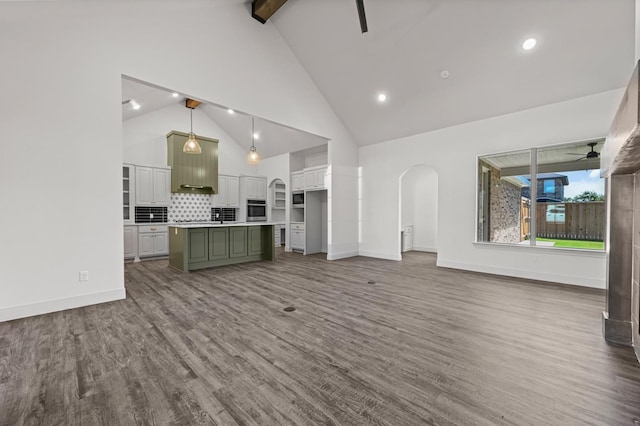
123;164;135;224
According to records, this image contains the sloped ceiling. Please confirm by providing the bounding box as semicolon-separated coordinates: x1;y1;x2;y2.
270;0;635;145
122;77;328;159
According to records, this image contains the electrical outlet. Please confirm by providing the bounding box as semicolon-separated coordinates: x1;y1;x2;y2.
79;271;89;282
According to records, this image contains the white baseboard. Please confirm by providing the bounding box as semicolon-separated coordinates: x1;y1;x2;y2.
411;246;437;253
436;259;605;289
358;251;402;261
327;251;359;260
0;288;126;323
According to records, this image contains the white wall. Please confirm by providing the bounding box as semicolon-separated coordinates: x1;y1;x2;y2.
401;166;438;253
123;103;250;175
0;1;358;321
328;137;360;259
360;89;624;288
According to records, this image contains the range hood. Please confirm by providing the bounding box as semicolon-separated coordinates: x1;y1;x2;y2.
601;60;640;177
167;130;219;194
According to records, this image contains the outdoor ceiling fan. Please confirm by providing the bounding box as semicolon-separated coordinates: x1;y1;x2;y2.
567;142;600;161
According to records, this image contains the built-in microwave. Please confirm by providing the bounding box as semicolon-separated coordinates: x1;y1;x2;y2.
247;199;267;222
292;191;304;207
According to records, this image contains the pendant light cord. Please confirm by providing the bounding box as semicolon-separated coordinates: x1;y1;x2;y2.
251;117;255;148
190;108;193;133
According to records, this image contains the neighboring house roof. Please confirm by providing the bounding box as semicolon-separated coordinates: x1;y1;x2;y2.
536;173;570;186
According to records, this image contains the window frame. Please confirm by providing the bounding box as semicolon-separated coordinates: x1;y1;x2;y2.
475;138;606;252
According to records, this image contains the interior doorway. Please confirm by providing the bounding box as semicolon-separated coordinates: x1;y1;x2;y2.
399;165;438;258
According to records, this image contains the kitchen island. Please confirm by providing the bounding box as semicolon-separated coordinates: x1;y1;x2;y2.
169;223;275;272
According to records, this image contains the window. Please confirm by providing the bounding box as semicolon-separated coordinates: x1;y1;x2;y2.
477;139;605;250
543;179;556;196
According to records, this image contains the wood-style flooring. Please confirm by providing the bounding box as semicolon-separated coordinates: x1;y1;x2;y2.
1;251;640;425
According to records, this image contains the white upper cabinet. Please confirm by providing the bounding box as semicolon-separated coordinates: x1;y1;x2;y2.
304;166;327;191
214;175;240;207
135;166;171;206
241;176;267;200
291;172;305;192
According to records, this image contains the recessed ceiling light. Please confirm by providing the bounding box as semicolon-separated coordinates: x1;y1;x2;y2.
172;92;179;98
131;100;141;110
440;70;450;79
522;37;537;51
228;109;235;114
377;93;387;103
253;132;260;140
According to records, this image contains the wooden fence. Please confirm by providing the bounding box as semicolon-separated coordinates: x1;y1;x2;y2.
521;200;604;241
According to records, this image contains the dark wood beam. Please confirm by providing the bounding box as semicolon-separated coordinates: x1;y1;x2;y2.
185;98;201;109
252;0;288;24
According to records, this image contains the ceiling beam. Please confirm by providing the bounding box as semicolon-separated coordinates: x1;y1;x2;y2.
252;0;289;24
185;98;201;109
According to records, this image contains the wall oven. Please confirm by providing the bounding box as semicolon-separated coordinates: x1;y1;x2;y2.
292;191;304;207
247;199;267;222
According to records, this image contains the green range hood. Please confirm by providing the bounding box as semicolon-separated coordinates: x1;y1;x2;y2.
167;130;219;194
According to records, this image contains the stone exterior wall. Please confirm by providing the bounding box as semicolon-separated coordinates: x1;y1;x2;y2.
489;166;522;244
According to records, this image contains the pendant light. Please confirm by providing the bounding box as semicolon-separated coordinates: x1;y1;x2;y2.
183;106;202;154
248;117;260;164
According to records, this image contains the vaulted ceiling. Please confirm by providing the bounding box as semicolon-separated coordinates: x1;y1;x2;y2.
270;0;635;145
123;0;635;157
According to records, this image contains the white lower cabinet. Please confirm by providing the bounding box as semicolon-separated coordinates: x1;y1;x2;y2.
124;226;138;259
138;225;168;257
290;223;305;251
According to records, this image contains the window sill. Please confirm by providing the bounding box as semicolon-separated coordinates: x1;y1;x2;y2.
473;241;606;257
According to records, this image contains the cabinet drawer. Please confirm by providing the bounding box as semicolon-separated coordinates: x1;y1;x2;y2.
138;225;168;233
291;223;305;231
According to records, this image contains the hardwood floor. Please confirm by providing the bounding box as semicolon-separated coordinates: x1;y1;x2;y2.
1;250;640;425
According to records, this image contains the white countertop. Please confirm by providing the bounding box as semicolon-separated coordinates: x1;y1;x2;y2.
168;222;280;229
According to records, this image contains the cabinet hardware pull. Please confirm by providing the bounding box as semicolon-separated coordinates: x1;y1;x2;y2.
180;184;213;190
150;227;157;231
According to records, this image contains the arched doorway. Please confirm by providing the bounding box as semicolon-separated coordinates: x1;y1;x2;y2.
398;165;438;258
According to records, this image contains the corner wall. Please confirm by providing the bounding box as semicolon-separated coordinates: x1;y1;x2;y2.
359;89;623;288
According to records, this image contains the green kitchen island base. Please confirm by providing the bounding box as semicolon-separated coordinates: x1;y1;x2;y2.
169;224;274;272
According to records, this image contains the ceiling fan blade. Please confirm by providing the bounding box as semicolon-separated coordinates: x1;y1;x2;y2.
567;153;587;155
574;156;587;161
356;0;368;33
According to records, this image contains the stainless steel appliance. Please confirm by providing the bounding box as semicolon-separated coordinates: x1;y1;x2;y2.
292;191;304;207
246;199;267;222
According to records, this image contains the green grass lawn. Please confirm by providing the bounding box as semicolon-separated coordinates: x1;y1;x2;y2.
536;238;604;250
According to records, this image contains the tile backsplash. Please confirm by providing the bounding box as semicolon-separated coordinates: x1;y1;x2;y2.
169;193;212;221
